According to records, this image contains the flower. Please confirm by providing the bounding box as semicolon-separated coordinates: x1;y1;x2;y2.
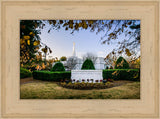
72;79;75;81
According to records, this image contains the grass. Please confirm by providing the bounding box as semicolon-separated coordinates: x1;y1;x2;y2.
20;80;140;99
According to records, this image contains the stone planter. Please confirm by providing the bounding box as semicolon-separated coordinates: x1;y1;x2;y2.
71;70;103;83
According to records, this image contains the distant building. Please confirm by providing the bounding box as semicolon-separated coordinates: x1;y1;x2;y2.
53;42;112;70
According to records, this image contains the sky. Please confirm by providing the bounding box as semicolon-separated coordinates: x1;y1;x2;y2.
38;20;140;59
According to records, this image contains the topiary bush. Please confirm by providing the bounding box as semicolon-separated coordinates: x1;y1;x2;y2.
33;71;71;81
81;59;95;70
115;56;130;69
51;62;65;71
103;69;140;81
20;67;32;79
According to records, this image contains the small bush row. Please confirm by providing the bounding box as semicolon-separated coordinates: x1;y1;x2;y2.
20;67;32;79
103;69;140;81
32;70;71;81
58;82;114;90
32;69;140;81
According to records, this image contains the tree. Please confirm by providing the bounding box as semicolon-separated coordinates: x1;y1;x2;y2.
115;56;129;69
66;56;77;70
128;56;140;69
41;45;52;64
20;20;52;71
105;66;109;69
20;20;41;65
60;56;67;61
82;52;97;64
46;20;140;59
20;20;140;68
51;62;65;71
81;59;95;70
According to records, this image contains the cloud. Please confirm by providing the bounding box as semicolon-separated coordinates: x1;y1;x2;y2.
97;51;106;57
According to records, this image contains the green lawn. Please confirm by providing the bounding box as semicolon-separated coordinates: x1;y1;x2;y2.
20;81;140;99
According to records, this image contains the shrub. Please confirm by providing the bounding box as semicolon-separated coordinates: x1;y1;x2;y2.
106;66;109;69
81;59;95;70
115;56;129;69
103;69;140;81
60;56;67;61
20;67;32;79
32;71;71;81
110;66;113;69
51;62;65;71
58;82;114;90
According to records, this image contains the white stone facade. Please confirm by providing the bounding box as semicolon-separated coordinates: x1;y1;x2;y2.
52;42;112;70
71;70;103;83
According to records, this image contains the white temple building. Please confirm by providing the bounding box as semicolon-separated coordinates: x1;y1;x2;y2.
53;42;111;70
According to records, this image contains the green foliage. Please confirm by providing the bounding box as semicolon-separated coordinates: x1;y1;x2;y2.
115;56;130;69
110;66;113;69
20;20;42;65
59;82;113;90
33;71;71;81
60;56;67;61
51;62;65;71
103;69;140;81
81;59;95;70
106;66;109;69
20;67;32;79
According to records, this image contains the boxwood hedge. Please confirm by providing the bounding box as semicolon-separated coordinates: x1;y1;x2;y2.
33;69;140;82
103;69;140;81
20;67;32;79
33;70;71;81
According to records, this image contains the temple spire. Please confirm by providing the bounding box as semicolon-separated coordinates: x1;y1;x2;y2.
72;42;76;56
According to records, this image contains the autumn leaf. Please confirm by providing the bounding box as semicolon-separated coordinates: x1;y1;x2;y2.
42;48;47;53
33;40;40;46
29;32;33;35
125;48;132;56
27;40;30;45
21;25;26;29
49;48;52;53
88;20;94;24
23;36;30;40
78;23;82;27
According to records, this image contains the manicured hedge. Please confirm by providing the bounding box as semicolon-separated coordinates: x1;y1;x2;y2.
81;59;95;70
115;56;130;69
33;71;71;81
20;67;32;79
103;69;140;81
33;69;140;82
51;62;65;72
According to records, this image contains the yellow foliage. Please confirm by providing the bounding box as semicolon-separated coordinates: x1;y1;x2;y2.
125;48;132;56
20;39;25;44
23;35;30;40
27;40;30;45
36;65;40;70
29;32;33;35
42;63;45;69
42;48;47;53
88;20;94;24
33;40;40;46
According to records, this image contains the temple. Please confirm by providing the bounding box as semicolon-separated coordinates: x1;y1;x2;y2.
70;42;109;70
53;42;112;70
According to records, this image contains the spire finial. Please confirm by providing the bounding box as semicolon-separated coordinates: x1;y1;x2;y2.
72;42;76;56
